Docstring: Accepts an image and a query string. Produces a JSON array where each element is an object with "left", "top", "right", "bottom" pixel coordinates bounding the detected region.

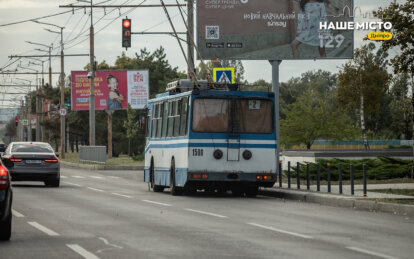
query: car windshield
[
  {"left": 11, "top": 143, "right": 54, "bottom": 153},
  {"left": 192, "top": 98, "right": 273, "bottom": 133}
]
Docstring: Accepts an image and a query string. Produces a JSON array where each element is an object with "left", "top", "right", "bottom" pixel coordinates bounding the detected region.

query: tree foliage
[
  {"left": 373, "top": 1, "right": 414, "bottom": 75},
  {"left": 281, "top": 87, "right": 358, "bottom": 149}
]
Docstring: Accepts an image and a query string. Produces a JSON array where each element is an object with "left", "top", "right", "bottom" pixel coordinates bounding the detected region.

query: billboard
[
  {"left": 197, "top": 0, "right": 353, "bottom": 60},
  {"left": 71, "top": 70, "right": 149, "bottom": 111}
]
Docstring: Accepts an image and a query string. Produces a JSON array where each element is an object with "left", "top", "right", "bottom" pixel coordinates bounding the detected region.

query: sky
[{"left": 0, "top": 0, "right": 404, "bottom": 111}]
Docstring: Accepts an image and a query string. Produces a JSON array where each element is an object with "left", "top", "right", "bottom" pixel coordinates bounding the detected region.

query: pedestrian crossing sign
[
  {"left": 213, "top": 67, "right": 235, "bottom": 84},
  {"left": 22, "top": 119, "right": 29, "bottom": 126}
]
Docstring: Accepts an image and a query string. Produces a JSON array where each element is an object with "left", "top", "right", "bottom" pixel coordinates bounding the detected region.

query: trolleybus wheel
[
  {"left": 170, "top": 159, "right": 181, "bottom": 196},
  {"left": 151, "top": 160, "right": 164, "bottom": 192}
]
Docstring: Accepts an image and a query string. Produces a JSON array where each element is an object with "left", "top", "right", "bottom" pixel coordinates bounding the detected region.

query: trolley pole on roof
[{"left": 270, "top": 60, "right": 282, "bottom": 178}]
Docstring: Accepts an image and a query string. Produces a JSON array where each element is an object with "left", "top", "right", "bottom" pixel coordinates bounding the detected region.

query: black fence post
[
  {"left": 338, "top": 163, "right": 343, "bottom": 194},
  {"left": 316, "top": 163, "right": 320, "bottom": 192},
  {"left": 279, "top": 161, "right": 282, "bottom": 187},
  {"left": 306, "top": 163, "right": 310, "bottom": 190},
  {"left": 297, "top": 162, "right": 300, "bottom": 189},
  {"left": 288, "top": 161, "right": 291, "bottom": 189},
  {"left": 327, "top": 162, "right": 331, "bottom": 193},
  {"left": 350, "top": 164, "right": 354, "bottom": 195},
  {"left": 363, "top": 164, "right": 367, "bottom": 197}
]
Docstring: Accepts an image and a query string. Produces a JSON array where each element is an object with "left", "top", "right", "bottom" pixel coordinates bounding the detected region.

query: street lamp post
[
  {"left": 28, "top": 59, "right": 45, "bottom": 142},
  {"left": 27, "top": 41, "right": 52, "bottom": 88},
  {"left": 32, "top": 20, "right": 66, "bottom": 157}
]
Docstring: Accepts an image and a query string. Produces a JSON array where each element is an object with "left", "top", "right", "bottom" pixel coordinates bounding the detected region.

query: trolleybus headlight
[
  {"left": 213, "top": 149, "right": 223, "bottom": 159},
  {"left": 242, "top": 150, "right": 252, "bottom": 160}
]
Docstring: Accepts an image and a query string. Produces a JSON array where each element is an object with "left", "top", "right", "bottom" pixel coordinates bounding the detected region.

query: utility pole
[
  {"left": 187, "top": 0, "right": 195, "bottom": 80},
  {"left": 89, "top": 0, "right": 96, "bottom": 146},
  {"left": 60, "top": 27, "right": 66, "bottom": 158}
]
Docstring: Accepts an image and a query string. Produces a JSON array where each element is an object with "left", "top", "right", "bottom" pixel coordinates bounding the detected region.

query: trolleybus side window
[
  {"left": 173, "top": 100, "right": 181, "bottom": 137},
  {"left": 167, "top": 102, "right": 174, "bottom": 137},
  {"left": 157, "top": 103, "right": 164, "bottom": 138},
  {"left": 180, "top": 97, "right": 188, "bottom": 136},
  {"left": 162, "top": 101, "right": 169, "bottom": 138},
  {"left": 151, "top": 104, "right": 158, "bottom": 138}
]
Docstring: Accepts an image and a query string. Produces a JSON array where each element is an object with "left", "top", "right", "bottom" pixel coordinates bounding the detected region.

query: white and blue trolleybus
[{"left": 144, "top": 80, "right": 277, "bottom": 196}]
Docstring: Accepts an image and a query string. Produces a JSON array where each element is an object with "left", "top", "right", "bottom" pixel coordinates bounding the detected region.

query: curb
[
  {"left": 60, "top": 160, "right": 144, "bottom": 170},
  {"left": 259, "top": 188, "right": 414, "bottom": 217}
]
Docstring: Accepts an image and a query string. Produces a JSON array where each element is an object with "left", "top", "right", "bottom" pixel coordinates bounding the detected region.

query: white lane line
[
  {"left": 108, "top": 176, "right": 120, "bottom": 179},
  {"left": 247, "top": 223, "right": 313, "bottom": 239},
  {"left": 185, "top": 208, "right": 228, "bottom": 218},
  {"left": 12, "top": 209, "right": 25, "bottom": 218},
  {"left": 62, "top": 181, "right": 83, "bottom": 187},
  {"left": 67, "top": 244, "right": 100, "bottom": 259},
  {"left": 142, "top": 200, "right": 172, "bottom": 207},
  {"left": 87, "top": 187, "right": 105, "bottom": 192},
  {"left": 90, "top": 176, "right": 104, "bottom": 179},
  {"left": 111, "top": 193, "right": 132, "bottom": 198},
  {"left": 60, "top": 176, "right": 68, "bottom": 179},
  {"left": 28, "top": 221, "right": 59, "bottom": 236},
  {"left": 72, "top": 176, "right": 86, "bottom": 179},
  {"left": 346, "top": 247, "right": 399, "bottom": 259}
]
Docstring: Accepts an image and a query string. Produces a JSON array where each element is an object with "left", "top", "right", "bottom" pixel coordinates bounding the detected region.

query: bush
[{"left": 289, "top": 157, "right": 412, "bottom": 180}]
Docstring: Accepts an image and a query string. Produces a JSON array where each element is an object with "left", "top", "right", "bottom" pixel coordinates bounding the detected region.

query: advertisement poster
[
  {"left": 197, "top": 0, "right": 353, "bottom": 60},
  {"left": 71, "top": 70, "right": 149, "bottom": 111}
]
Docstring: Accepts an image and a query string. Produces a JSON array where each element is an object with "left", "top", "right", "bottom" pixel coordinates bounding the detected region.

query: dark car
[
  {"left": 2, "top": 142, "right": 60, "bottom": 187},
  {"left": 0, "top": 156, "right": 12, "bottom": 241}
]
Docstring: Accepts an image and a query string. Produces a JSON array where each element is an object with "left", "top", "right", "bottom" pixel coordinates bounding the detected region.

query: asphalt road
[{"left": 1, "top": 167, "right": 413, "bottom": 259}]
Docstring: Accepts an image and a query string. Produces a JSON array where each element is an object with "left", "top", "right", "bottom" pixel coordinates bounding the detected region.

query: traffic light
[
  {"left": 15, "top": 117, "right": 18, "bottom": 127},
  {"left": 122, "top": 18, "right": 131, "bottom": 49}
]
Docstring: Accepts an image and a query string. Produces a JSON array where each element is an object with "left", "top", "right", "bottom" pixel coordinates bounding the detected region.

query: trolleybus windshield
[{"left": 192, "top": 98, "right": 273, "bottom": 134}]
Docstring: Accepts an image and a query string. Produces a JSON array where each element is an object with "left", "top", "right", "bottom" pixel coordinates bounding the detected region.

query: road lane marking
[
  {"left": 108, "top": 176, "right": 120, "bottom": 179},
  {"left": 67, "top": 244, "right": 100, "bottom": 259},
  {"left": 12, "top": 209, "right": 25, "bottom": 218},
  {"left": 185, "top": 208, "right": 228, "bottom": 218},
  {"left": 61, "top": 176, "right": 68, "bottom": 179},
  {"left": 111, "top": 193, "right": 132, "bottom": 198},
  {"left": 63, "top": 181, "right": 83, "bottom": 187},
  {"left": 142, "top": 200, "right": 172, "bottom": 207},
  {"left": 28, "top": 221, "right": 59, "bottom": 236},
  {"left": 90, "top": 176, "right": 104, "bottom": 179},
  {"left": 247, "top": 223, "right": 313, "bottom": 239},
  {"left": 88, "top": 187, "right": 105, "bottom": 192},
  {"left": 346, "top": 247, "right": 399, "bottom": 259},
  {"left": 73, "top": 176, "right": 86, "bottom": 179}
]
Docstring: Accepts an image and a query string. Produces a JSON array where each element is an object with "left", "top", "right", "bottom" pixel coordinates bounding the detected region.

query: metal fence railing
[{"left": 79, "top": 146, "right": 107, "bottom": 164}]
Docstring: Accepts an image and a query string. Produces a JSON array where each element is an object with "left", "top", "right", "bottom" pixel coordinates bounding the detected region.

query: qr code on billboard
[{"left": 206, "top": 26, "right": 219, "bottom": 39}]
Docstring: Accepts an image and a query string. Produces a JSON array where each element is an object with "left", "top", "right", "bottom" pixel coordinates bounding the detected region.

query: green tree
[
  {"left": 373, "top": 0, "right": 414, "bottom": 176},
  {"left": 390, "top": 74, "right": 413, "bottom": 139},
  {"left": 123, "top": 104, "right": 139, "bottom": 156},
  {"left": 197, "top": 60, "right": 245, "bottom": 83},
  {"left": 337, "top": 43, "right": 390, "bottom": 149},
  {"left": 281, "top": 88, "right": 358, "bottom": 149}
]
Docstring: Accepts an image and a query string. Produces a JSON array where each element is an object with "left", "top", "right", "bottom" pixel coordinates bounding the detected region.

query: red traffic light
[
  {"left": 123, "top": 19, "right": 131, "bottom": 28},
  {"left": 15, "top": 117, "right": 18, "bottom": 123}
]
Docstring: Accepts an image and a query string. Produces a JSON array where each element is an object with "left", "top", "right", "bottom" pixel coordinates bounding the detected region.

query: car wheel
[
  {"left": 45, "top": 179, "right": 60, "bottom": 187},
  {"left": 0, "top": 211, "right": 12, "bottom": 241},
  {"left": 245, "top": 186, "right": 259, "bottom": 198},
  {"left": 231, "top": 188, "right": 245, "bottom": 197}
]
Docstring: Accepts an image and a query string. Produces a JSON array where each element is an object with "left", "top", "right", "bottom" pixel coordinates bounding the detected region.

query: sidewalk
[{"left": 261, "top": 183, "right": 414, "bottom": 217}]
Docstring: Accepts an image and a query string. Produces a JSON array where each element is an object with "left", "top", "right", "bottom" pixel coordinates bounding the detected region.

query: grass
[{"left": 61, "top": 152, "right": 144, "bottom": 166}]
